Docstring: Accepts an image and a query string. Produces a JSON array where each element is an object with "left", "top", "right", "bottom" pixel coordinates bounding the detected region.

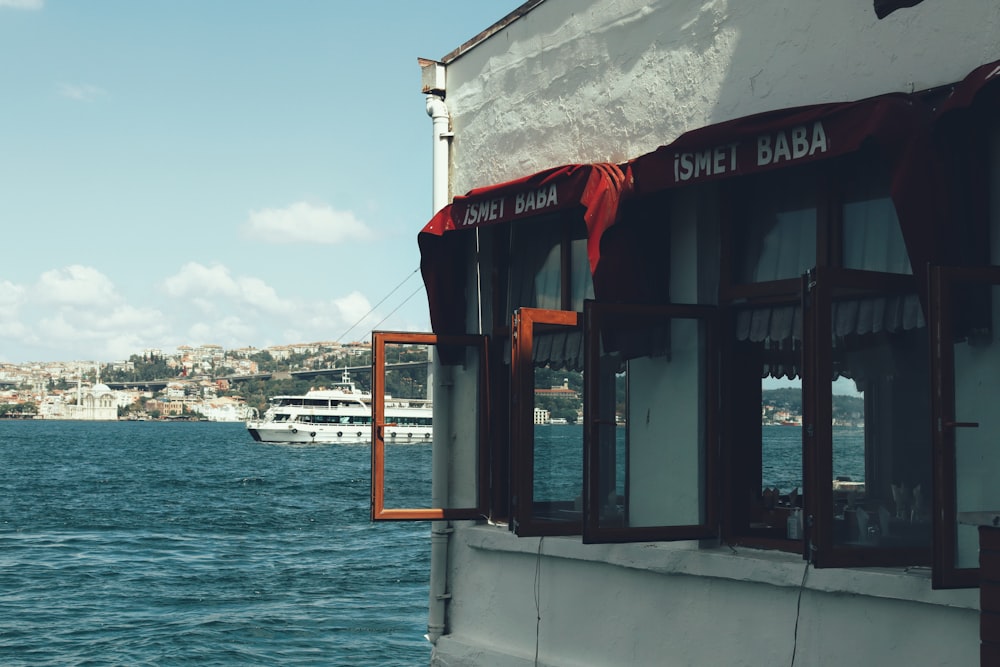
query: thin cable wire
[
  {"left": 789, "top": 560, "right": 810, "bottom": 667},
  {"left": 335, "top": 268, "right": 420, "bottom": 343},
  {"left": 534, "top": 537, "right": 543, "bottom": 666},
  {"left": 367, "top": 284, "right": 425, "bottom": 333}
]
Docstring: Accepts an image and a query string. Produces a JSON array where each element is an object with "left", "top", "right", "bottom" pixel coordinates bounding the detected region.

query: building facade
[{"left": 371, "top": 1, "right": 1000, "bottom": 664}]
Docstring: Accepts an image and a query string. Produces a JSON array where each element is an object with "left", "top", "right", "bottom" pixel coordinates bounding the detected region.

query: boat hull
[{"left": 245, "top": 420, "right": 432, "bottom": 444}]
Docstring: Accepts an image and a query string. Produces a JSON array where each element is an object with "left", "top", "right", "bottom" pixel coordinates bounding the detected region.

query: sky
[{"left": 0, "top": 0, "right": 526, "bottom": 364}]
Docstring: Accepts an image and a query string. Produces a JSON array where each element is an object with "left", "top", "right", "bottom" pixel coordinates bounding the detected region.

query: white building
[{"left": 370, "top": 1, "right": 1000, "bottom": 665}]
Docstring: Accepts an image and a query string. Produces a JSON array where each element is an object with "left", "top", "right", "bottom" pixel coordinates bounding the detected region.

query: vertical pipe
[{"left": 425, "top": 93, "right": 452, "bottom": 646}]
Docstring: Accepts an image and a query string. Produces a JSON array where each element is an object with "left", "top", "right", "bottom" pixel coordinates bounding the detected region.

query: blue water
[{"left": 0, "top": 420, "right": 430, "bottom": 666}]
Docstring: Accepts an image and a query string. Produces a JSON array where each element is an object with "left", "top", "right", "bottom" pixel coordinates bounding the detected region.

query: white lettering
[
  {"left": 678, "top": 153, "right": 693, "bottom": 181},
  {"left": 810, "top": 121, "right": 828, "bottom": 156},
  {"left": 515, "top": 185, "right": 558, "bottom": 215},
  {"left": 757, "top": 136, "right": 773, "bottom": 166},
  {"left": 675, "top": 143, "right": 739, "bottom": 182},
  {"left": 757, "top": 122, "right": 828, "bottom": 166},
  {"left": 694, "top": 150, "right": 712, "bottom": 178},
  {"left": 462, "top": 197, "right": 506, "bottom": 226},
  {"left": 791, "top": 125, "right": 809, "bottom": 159},
  {"left": 773, "top": 132, "right": 791, "bottom": 163}
]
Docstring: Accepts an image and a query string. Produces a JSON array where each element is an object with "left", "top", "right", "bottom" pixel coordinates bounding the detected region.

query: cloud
[
  {"left": 34, "top": 303, "right": 168, "bottom": 361},
  {"left": 333, "top": 291, "right": 373, "bottom": 328},
  {"left": 0, "top": 280, "right": 26, "bottom": 316},
  {"left": 162, "top": 262, "right": 292, "bottom": 315},
  {"left": 33, "top": 265, "right": 122, "bottom": 307},
  {"left": 0, "top": 0, "right": 43, "bottom": 9},
  {"left": 243, "top": 201, "right": 375, "bottom": 244},
  {"left": 57, "top": 82, "right": 105, "bottom": 102}
]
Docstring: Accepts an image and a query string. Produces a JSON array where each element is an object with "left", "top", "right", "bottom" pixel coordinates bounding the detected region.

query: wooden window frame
[
  {"left": 804, "top": 266, "right": 931, "bottom": 569},
  {"left": 370, "top": 331, "right": 490, "bottom": 521},
  {"left": 929, "top": 265, "right": 1000, "bottom": 588},
  {"left": 510, "top": 307, "right": 583, "bottom": 537},
  {"left": 582, "top": 301, "right": 719, "bottom": 543}
]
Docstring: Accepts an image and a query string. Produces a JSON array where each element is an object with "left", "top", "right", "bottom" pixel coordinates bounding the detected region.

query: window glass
[
  {"left": 529, "top": 327, "right": 585, "bottom": 523},
  {"left": 511, "top": 309, "right": 583, "bottom": 536},
  {"left": 585, "top": 303, "right": 716, "bottom": 542},
  {"left": 729, "top": 314, "right": 804, "bottom": 544},
  {"left": 371, "top": 333, "right": 488, "bottom": 521},
  {"left": 950, "top": 283, "right": 1000, "bottom": 568},
  {"left": 842, "top": 160, "right": 911, "bottom": 274},
  {"left": 509, "top": 217, "right": 593, "bottom": 313},
  {"left": 733, "top": 170, "right": 817, "bottom": 283},
  {"left": 827, "top": 292, "right": 931, "bottom": 552}
]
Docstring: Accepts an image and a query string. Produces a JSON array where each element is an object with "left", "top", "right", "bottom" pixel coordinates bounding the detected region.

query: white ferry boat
[{"left": 245, "top": 371, "right": 432, "bottom": 444}]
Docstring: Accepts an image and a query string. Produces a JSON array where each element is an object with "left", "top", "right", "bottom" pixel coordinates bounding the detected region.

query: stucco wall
[
  {"left": 426, "top": 2, "right": 998, "bottom": 664},
  {"left": 433, "top": 526, "right": 979, "bottom": 667},
  {"left": 440, "top": 0, "right": 1000, "bottom": 195}
]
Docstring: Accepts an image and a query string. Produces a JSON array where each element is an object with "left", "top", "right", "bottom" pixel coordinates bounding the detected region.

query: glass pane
[
  {"left": 508, "top": 218, "right": 593, "bottom": 313},
  {"left": 622, "top": 318, "right": 707, "bottom": 528},
  {"left": 588, "top": 306, "right": 713, "bottom": 539},
  {"left": 761, "top": 380, "right": 803, "bottom": 539},
  {"left": 829, "top": 294, "right": 931, "bottom": 550},
  {"left": 842, "top": 160, "right": 911, "bottom": 274},
  {"left": 735, "top": 303, "right": 803, "bottom": 542},
  {"left": 509, "top": 219, "right": 562, "bottom": 312},
  {"left": 381, "top": 342, "right": 434, "bottom": 510},
  {"left": 569, "top": 235, "right": 596, "bottom": 311},
  {"left": 379, "top": 341, "right": 483, "bottom": 513},
  {"left": 952, "top": 283, "right": 1000, "bottom": 568},
  {"left": 532, "top": 357, "right": 583, "bottom": 522},
  {"left": 733, "top": 170, "right": 817, "bottom": 283}
]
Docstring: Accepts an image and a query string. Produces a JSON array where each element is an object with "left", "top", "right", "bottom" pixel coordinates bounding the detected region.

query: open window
[
  {"left": 930, "top": 266, "right": 1000, "bottom": 588},
  {"left": 510, "top": 308, "right": 584, "bottom": 536},
  {"left": 583, "top": 302, "right": 718, "bottom": 543},
  {"left": 805, "top": 267, "right": 931, "bottom": 568},
  {"left": 371, "top": 332, "right": 489, "bottom": 521}
]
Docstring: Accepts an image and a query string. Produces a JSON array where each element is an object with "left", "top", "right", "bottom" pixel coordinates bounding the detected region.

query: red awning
[
  {"left": 419, "top": 163, "right": 625, "bottom": 334},
  {"left": 628, "top": 93, "right": 928, "bottom": 194},
  {"left": 934, "top": 58, "right": 1000, "bottom": 121},
  {"left": 627, "top": 93, "right": 940, "bottom": 303}
]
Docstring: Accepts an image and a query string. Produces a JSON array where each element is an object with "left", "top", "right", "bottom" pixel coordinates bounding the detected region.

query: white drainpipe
[{"left": 425, "top": 92, "right": 452, "bottom": 646}]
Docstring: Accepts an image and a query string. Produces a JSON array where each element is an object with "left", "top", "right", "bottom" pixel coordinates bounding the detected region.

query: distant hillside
[{"left": 763, "top": 388, "right": 864, "bottom": 423}]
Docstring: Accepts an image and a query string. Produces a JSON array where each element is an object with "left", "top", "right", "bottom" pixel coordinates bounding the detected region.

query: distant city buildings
[{"left": 0, "top": 341, "right": 370, "bottom": 422}]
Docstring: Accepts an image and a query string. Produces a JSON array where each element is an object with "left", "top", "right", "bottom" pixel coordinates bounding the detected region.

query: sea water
[
  {"left": 0, "top": 420, "right": 430, "bottom": 666},
  {"left": 0, "top": 421, "right": 863, "bottom": 665}
]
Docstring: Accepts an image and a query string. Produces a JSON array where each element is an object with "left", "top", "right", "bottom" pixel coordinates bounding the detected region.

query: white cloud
[
  {"left": 0, "top": 280, "right": 26, "bottom": 315},
  {"left": 162, "top": 262, "right": 293, "bottom": 315},
  {"left": 188, "top": 316, "right": 255, "bottom": 347},
  {"left": 34, "top": 265, "right": 122, "bottom": 307},
  {"left": 0, "top": 0, "right": 43, "bottom": 9},
  {"left": 333, "top": 291, "right": 373, "bottom": 327},
  {"left": 57, "top": 82, "right": 105, "bottom": 102},
  {"left": 243, "top": 201, "right": 375, "bottom": 244}
]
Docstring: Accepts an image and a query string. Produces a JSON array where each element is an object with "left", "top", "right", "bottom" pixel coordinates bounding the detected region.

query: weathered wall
[
  {"left": 427, "top": 1, "right": 997, "bottom": 664},
  {"left": 441, "top": 0, "right": 1000, "bottom": 195},
  {"left": 434, "top": 527, "right": 979, "bottom": 666}
]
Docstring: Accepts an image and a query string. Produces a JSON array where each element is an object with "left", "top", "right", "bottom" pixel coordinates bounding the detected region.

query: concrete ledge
[{"left": 459, "top": 523, "right": 979, "bottom": 611}]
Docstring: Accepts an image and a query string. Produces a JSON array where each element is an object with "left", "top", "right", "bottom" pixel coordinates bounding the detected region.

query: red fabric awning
[
  {"left": 628, "top": 93, "right": 928, "bottom": 194},
  {"left": 934, "top": 58, "right": 1000, "bottom": 121},
  {"left": 419, "top": 163, "right": 625, "bottom": 334}
]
